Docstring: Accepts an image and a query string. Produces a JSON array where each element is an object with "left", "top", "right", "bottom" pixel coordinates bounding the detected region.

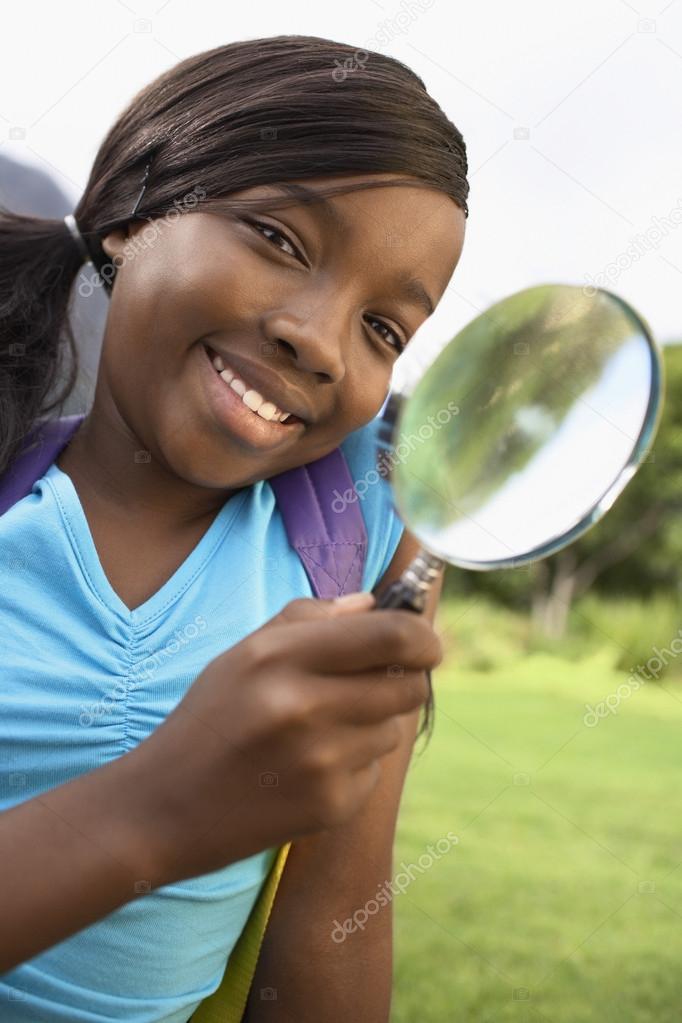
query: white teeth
[
  {"left": 209, "top": 348, "right": 294, "bottom": 422},
  {"left": 242, "top": 388, "right": 264, "bottom": 412},
  {"left": 256, "top": 401, "right": 278, "bottom": 422}
]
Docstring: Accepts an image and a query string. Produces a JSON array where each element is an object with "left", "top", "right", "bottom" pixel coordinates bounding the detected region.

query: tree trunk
[
  {"left": 531, "top": 560, "right": 550, "bottom": 632},
  {"left": 529, "top": 504, "right": 666, "bottom": 640},
  {"left": 538, "top": 550, "right": 578, "bottom": 639},
  {"left": 571, "top": 503, "right": 665, "bottom": 596}
]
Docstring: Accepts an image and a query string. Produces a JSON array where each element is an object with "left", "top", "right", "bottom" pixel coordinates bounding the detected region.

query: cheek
[
  {"left": 337, "top": 371, "right": 391, "bottom": 437},
  {"left": 355, "top": 362, "right": 392, "bottom": 413},
  {"left": 114, "top": 230, "right": 256, "bottom": 351},
  {"left": 163, "top": 252, "right": 267, "bottom": 345}
]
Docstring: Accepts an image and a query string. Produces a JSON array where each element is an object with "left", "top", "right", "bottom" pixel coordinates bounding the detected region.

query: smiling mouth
[{"left": 202, "top": 344, "right": 304, "bottom": 427}]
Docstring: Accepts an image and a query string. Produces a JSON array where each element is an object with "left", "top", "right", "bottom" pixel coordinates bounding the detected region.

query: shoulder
[{"left": 337, "top": 415, "right": 405, "bottom": 593}]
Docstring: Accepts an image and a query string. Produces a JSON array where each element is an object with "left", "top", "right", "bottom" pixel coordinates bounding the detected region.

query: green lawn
[{"left": 392, "top": 600, "right": 682, "bottom": 1022}]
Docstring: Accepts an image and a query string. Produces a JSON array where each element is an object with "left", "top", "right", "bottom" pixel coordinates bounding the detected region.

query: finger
[
  {"left": 269, "top": 609, "right": 442, "bottom": 675},
  {"left": 347, "top": 759, "right": 382, "bottom": 805},
  {"left": 313, "top": 669, "right": 429, "bottom": 726},
  {"left": 340, "top": 718, "right": 405, "bottom": 770}
]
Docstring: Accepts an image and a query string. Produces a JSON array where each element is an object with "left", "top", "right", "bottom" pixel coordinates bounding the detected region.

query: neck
[{"left": 56, "top": 401, "right": 241, "bottom": 535}]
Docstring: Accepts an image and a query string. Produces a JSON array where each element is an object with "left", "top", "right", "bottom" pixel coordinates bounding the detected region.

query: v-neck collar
[{"left": 43, "top": 462, "right": 252, "bottom": 625}]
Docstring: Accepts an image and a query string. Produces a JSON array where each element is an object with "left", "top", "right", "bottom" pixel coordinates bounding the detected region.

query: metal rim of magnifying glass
[{"left": 387, "top": 284, "right": 665, "bottom": 573}]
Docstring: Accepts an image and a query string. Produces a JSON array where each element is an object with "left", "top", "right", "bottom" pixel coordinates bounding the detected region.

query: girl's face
[{"left": 99, "top": 171, "right": 465, "bottom": 494}]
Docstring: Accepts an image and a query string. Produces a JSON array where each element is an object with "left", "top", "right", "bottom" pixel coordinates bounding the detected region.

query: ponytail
[{"left": 0, "top": 207, "right": 85, "bottom": 475}]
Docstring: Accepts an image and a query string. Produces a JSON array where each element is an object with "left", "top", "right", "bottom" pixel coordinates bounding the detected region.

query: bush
[
  {"left": 436, "top": 593, "right": 682, "bottom": 681},
  {"left": 569, "top": 594, "right": 682, "bottom": 679}
]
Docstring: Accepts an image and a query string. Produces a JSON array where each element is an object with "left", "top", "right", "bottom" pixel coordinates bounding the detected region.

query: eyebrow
[
  {"left": 277, "top": 182, "right": 348, "bottom": 233},
  {"left": 274, "top": 183, "right": 436, "bottom": 319},
  {"left": 391, "top": 274, "right": 435, "bottom": 318}
]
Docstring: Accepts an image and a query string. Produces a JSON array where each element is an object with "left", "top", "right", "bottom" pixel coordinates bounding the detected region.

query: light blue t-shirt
[{"left": 0, "top": 417, "right": 405, "bottom": 1022}]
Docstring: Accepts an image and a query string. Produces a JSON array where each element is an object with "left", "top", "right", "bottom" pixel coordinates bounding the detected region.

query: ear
[
  {"left": 101, "top": 221, "right": 147, "bottom": 260},
  {"left": 101, "top": 227, "right": 128, "bottom": 261}
]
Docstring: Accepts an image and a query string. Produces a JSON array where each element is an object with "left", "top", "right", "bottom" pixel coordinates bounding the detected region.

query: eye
[
  {"left": 365, "top": 316, "right": 407, "bottom": 354},
  {"left": 244, "top": 218, "right": 306, "bottom": 264},
  {"left": 244, "top": 217, "right": 406, "bottom": 354}
]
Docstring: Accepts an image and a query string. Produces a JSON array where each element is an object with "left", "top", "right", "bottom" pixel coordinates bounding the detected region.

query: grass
[{"left": 391, "top": 598, "right": 682, "bottom": 1022}]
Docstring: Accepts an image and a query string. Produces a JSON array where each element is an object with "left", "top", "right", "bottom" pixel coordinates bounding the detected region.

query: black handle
[{"left": 372, "top": 576, "right": 425, "bottom": 613}]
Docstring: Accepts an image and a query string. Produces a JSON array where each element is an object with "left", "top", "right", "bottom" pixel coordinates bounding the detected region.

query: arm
[
  {"left": 0, "top": 741, "right": 171, "bottom": 972},
  {"left": 244, "top": 528, "right": 445, "bottom": 1023}
]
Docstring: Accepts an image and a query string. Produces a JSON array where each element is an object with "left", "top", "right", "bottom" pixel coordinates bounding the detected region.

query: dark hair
[{"left": 0, "top": 34, "right": 469, "bottom": 745}]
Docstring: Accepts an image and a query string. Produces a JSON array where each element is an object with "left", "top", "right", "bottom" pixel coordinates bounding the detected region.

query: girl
[{"left": 0, "top": 34, "right": 468, "bottom": 1022}]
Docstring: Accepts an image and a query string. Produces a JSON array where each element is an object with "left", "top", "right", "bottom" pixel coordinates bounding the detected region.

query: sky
[{"left": 1, "top": 0, "right": 680, "bottom": 396}]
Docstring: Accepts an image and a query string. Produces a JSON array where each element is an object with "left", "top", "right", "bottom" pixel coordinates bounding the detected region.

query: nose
[{"left": 262, "top": 292, "right": 349, "bottom": 383}]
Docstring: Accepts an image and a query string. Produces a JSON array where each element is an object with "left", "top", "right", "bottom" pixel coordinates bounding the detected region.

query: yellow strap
[{"left": 191, "top": 842, "right": 292, "bottom": 1023}]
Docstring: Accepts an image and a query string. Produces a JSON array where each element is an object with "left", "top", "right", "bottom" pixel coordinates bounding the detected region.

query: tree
[{"left": 444, "top": 342, "right": 682, "bottom": 637}]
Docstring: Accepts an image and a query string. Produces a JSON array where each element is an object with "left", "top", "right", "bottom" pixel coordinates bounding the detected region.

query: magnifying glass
[{"left": 372, "top": 283, "right": 664, "bottom": 612}]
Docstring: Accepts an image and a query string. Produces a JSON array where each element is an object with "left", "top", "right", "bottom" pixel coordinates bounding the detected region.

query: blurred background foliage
[
  {"left": 440, "top": 342, "right": 682, "bottom": 676},
  {"left": 393, "top": 345, "right": 682, "bottom": 1023}
]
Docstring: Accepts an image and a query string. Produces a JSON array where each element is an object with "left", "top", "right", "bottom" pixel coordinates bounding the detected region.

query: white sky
[{"left": 1, "top": 0, "right": 680, "bottom": 394}]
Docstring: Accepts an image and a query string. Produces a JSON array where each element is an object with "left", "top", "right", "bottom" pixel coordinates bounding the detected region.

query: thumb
[
  {"left": 329, "top": 590, "right": 376, "bottom": 614},
  {"left": 270, "top": 590, "right": 376, "bottom": 629}
]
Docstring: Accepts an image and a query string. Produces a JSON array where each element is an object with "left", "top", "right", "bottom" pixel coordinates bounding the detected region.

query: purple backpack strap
[
  {"left": 0, "top": 413, "right": 86, "bottom": 517},
  {"left": 0, "top": 415, "right": 367, "bottom": 599},
  {"left": 269, "top": 455, "right": 368, "bottom": 599}
]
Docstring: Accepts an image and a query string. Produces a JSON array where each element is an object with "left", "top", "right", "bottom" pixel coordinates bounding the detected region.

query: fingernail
[{"left": 333, "top": 591, "right": 375, "bottom": 608}]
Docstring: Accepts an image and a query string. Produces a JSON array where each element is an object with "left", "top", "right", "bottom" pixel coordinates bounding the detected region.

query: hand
[{"left": 134, "top": 592, "right": 442, "bottom": 885}]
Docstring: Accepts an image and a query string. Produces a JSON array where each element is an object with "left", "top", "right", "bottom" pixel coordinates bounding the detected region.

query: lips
[
  {"left": 198, "top": 342, "right": 306, "bottom": 449},
  {"left": 202, "top": 343, "right": 314, "bottom": 425}
]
